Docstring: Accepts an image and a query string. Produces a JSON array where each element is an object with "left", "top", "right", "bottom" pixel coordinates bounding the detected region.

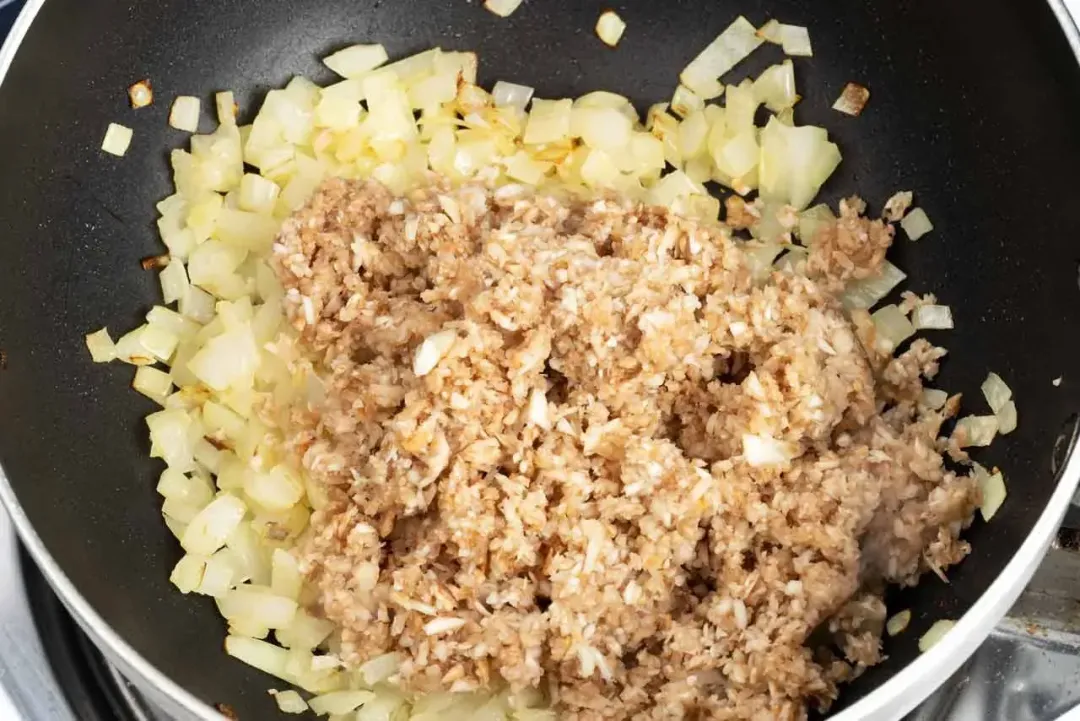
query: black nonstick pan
[{"left": 2, "top": 0, "right": 1080, "bottom": 719}]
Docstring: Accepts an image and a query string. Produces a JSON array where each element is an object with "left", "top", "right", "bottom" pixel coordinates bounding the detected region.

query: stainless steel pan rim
[{"left": 1, "top": 1, "right": 1079, "bottom": 719}]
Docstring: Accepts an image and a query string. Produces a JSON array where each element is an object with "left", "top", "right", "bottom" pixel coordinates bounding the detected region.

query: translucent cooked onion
[
  {"left": 309, "top": 690, "right": 376, "bottom": 715},
  {"left": 918, "top": 620, "right": 955, "bottom": 652},
  {"left": 101, "top": 123, "right": 133, "bottom": 157},
  {"left": 911, "top": 304, "right": 953, "bottom": 330},
  {"left": 978, "top": 466, "right": 1008, "bottom": 521},
  {"left": 920, "top": 388, "right": 949, "bottom": 411},
  {"left": 322, "top": 44, "right": 389, "bottom": 79},
  {"left": 169, "top": 96, "right": 201, "bottom": 133},
  {"left": 271, "top": 690, "right": 309, "bottom": 714},
  {"left": 841, "top": 261, "right": 906, "bottom": 310},
  {"left": 484, "top": 0, "right": 523, "bottom": 18},
  {"left": 981, "top": 372, "right": 1012, "bottom": 413},
  {"left": 85, "top": 328, "right": 117, "bottom": 363},
  {"left": 780, "top": 24, "right": 813, "bottom": 57},
  {"left": 953, "top": 415, "right": 999, "bottom": 448},
  {"left": 680, "top": 16, "right": 764, "bottom": 99},
  {"left": 491, "top": 80, "right": 534, "bottom": 111},
  {"left": 886, "top": 609, "right": 911, "bottom": 636},
  {"left": 832, "top": 82, "right": 870, "bottom": 117},
  {"left": 901, "top": 207, "right": 934, "bottom": 240},
  {"left": 870, "top": 304, "right": 915, "bottom": 353},
  {"left": 595, "top": 10, "right": 627, "bottom": 47}
]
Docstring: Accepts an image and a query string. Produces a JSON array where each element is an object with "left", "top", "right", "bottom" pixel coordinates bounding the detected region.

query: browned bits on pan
[
  {"left": 128, "top": 79, "right": 153, "bottom": 109},
  {"left": 0, "top": 349, "right": 7, "bottom": 370},
  {"left": 833, "top": 82, "right": 870, "bottom": 116},
  {"left": 141, "top": 253, "right": 171, "bottom": 271},
  {"left": 214, "top": 702, "right": 239, "bottom": 719}
]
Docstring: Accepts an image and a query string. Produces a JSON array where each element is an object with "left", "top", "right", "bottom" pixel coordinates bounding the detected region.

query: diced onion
[
  {"left": 918, "top": 620, "right": 955, "bottom": 652},
  {"left": 322, "top": 44, "right": 389, "bottom": 79},
  {"left": 886, "top": 609, "right": 911, "bottom": 636},
  {"left": 901, "top": 207, "right": 934, "bottom": 240},
  {"left": 996, "top": 400, "right": 1017, "bottom": 435},
  {"left": 952, "top": 415, "right": 999, "bottom": 448},
  {"left": 841, "top": 261, "right": 906, "bottom": 311},
  {"left": 832, "top": 82, "right": 870, "bottom": 117},
  {"left": 670, "top": 85, "right": 704, "bottom": 118},
  {"left": 911, "top": 304, "right": 953, "bottom": 330},
  {"left": 129, "top": 80, "right": 153, "bottom": 109},
  {"left": 753, "top": 61, "right": 797, "bottom": 113},
  {"left": 595, "top": 10, "right": 626, "bottom": 47},
  {"left": 102, "top": 123, "right": 133, "bottom": 157},
  {"left": 225, "top": 636, "right": 291, "bottom": 682},
  {"left": 271, "top": 690, "right": 309, "bottom": 714},
  {"left": 491, "top": 81, "right": 535, "bottom": 111},
  {"left": 797, "top": 204, "right": 835, "bottom": 244},
  {"left": 780, "top": 24, "right": 813, "bottom": 57},
  {"left": 170, "top": 96, "right": 202, "bottom": 133},
  {"left": 756, "top": 19, "right": 783, "bottom": 44},
  {"left": 197, "top": 549, "right": 239, "bottom": 597},
  {"left": 309, "top": 690, "right": 376, "bottom": 716},
  {"left": 758, "top": 117, "right": 842, "bottom": 210},
  {"left": 742, "top": 433, "right": 794, "bottom": 466},
  {"left": 216, "top": 91, "right": 237, "bottom": 126},
  {"left": 360, "top": 653, "right": 403, "bottom": 686},
  {"left": 85, "top": 328, "right": 117, "bottom": 363},
  {"left": 181, "top": 494, "right": 247, "bottom": 555},
  {"left": 979, "top": 467, "right": 1007, "bottom": 521},
  {"left": 524, "top": 98, "right": 572, "bottom": 145},
  {"left": 159, "top": 260, "right": 190, "bottom": 305},
  {"left": 484, "top": 0, "right": 524, "bottom": 18},
  {"left": 169, "top": 553, "right": 206, "bottom": 594},
  {"left": 920, "top": 388, "right": 949, "bottom": 411},
  {"left": 980, "top": 372, "right": 1012, "bottom": 413},
  {"left": 870, "top": 304, "right": 915, "bottom": 353},
  {"left": 133, "top": 366, "right": 173, "bottom": 405},
  {"left": 680, "top": 16, "right": 764, "bottom": 98}
]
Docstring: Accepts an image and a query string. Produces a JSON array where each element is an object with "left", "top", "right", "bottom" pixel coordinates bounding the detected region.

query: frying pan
[{"left": 1, "top": 0, "right": 1080, "bottom": 719}]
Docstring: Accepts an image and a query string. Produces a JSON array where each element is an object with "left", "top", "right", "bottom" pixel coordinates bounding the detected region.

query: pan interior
[{"left": 1, "top": 0, "right": 1080, "bottom": 717}]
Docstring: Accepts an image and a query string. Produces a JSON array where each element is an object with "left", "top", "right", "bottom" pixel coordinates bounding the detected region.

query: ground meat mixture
[{"left": 271, "top": 177, "right": 979, "bottom": 721}]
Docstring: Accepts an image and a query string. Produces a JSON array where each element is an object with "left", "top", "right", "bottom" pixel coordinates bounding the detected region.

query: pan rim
[{"left": 1, "top": 1, "right": 1079, "bottom": 719}]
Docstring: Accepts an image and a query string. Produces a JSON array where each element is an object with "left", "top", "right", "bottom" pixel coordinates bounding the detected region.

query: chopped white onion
[
  {"left": 133, "top": 366, "right": 173, "bottom": 405},
  {"left": 85, "top": 327, "right": 117, "bottom": 363},
  {"left": 271, "top": 690, "right": 309, "bottom": 714},
  {"left": 216, "top": 91, "right": 237, "bottom": 126},
  {"left": 159, "top": 260, "right": 190, "bottom": 305},
  {"left": 524, "top": 98, "right": 572, "bottom": 145},
  {"left": 920, "top": 388, "right": 949, "bottom": 411},
  {"left": 169, "top": 553, "right": 206, "bottom": 594},
  {"left": 309, "top": 690, "right": 376, "bottom": 716},
  {"left": 181, "top": 493, "right": 247, "bottom": 555},
  {"left": 758, "top": 117, "right": 842, "bottom": 210},
  {"left": 841, "top": 261, "right": 906, "bottom": 311},
  {"left": 980, "top": 372, "right": 1012, "bottom": 413},
  {"left": 225, "top": 636, "right": 291, "bottom": 682},
  {"left": 832, "top": 82, "right": 870, "bottom": 117},
  {"left": 996, "top": 400, "right": 1018, "bottom": 435},
  {"left": 886, "top": 609, "right": 911, "bottom": 636},
  {"left": 491, "top": 81, "right": 535, "bottom": 111},
  {"left": 911, "top": 304, "right": 953, "bottom": 330},
  {"left": 753, "top": 61, "right": 797, "bottom": 113},
  {"left": 901, "top": 207, "right": 934, "bottom": 240},
  {"left": 680, "top": 16, "right": 764, "bottom": 99},
  {"left": 870, "top": 304, "right": 915, "bottom": 354},
  {"left": 484, "top": 0, "right": 524, "bottom": 17},
  {"left": 953, "top": 415, "right": 999, "bottom": 448},
  {"left": 978, "top": 466, "right": 1008, "bottom": 521},
  {"left": 919, "top": 620, "right": 955, "bottom": 652},
  {"left": 779, "top": 24, "right": 813, "bottom": 57},
  {"left": 756, "top": 19, "right": 783, "bottom": 44},
  {"left": 670, "top": 84, "right": 705, "bottom": 118},
  {"left": 101, "top": 123, "right": 133, "bottom": 157},
  {"left": 169, "top": 96, "right": 202, "bottom": 133},
  {"left": 595, "top": 10, "right": 626, "bottom": 47},
  {"left": 797, "top": 204, "right": 835, "bottom": 244},
  {"left": 129, "top": 80, "right": 153, "bottom": 109},
  {"left": 322, "top": 44, "right": 389, "bottom": 79}
]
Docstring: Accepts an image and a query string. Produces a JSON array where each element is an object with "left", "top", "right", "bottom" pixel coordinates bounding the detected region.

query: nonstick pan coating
[{"left": 2, "top": 0, "right": 1080, "bottom": 718}]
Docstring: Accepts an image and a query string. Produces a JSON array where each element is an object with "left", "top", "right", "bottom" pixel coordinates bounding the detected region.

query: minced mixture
[{"left": 271, "top": 177, "right": 978, "bottom": 721}]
